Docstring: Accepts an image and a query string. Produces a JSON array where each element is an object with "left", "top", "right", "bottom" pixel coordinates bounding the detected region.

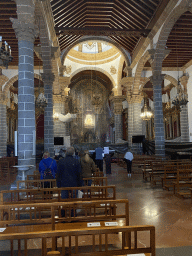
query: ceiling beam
[{"left": 55, "top": 26, "right": 150, "bottom": 37}]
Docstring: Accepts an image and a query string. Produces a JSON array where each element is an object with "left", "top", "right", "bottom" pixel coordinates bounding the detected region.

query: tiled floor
[{"left": 105, "top": 162, "right": 192, "bottom": 255}]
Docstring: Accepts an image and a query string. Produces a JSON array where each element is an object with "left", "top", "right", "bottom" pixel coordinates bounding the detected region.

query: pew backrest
[
  {"left": 0, "top": 185, "right": 116, "bottom": 205},
  {"left": 0, "top": 199, "right": 128, "bottom": 228}
]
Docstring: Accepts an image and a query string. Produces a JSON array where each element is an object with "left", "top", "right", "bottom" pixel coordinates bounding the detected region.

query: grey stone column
[
  {"left": 42, "top": 73, "right": 55, "bottom": 157},
  {"left": 180, "top": 105, "right": 189, "bottom": 142},
  {"left": 151, "top": 75, "right": 165, "bottom": 156},
  {"left": 112, "top": 96, "right": 125, "bottom": 143},
  {"left": 11, "top": 8, "right": 37, "bottom": 169},
  {"left": 128, "top": 95, "right": 143, "bottom": 154},
  {"left": 0, "top": 98, "right": 7, "bottom": 157}
]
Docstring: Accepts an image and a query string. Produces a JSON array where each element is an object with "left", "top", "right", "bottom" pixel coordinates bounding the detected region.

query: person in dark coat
[
  {"left": 56, "top": 146, "right": 83, "bottom": 199},
  {"left": 95, "top": 146, "right": 103, "bottom": 172},
  {"left": 80, "top": 150, "right": 97, "bottom": 186}
]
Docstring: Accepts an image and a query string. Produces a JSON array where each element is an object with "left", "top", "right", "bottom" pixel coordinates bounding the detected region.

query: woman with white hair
[{"left": 38, "top": 151, "right": 57, "bottom": 185}]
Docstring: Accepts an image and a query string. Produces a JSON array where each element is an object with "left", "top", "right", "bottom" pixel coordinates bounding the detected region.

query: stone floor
[
  {"left": 1, "top": 161, "right": 192, "bottom": 255},
  {"left": 105, "top": 162, "right": 192, "bottom": 255}
]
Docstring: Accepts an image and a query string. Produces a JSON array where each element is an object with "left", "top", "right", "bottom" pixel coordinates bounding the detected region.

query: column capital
[
  {"left": 111, "top": 95, "right": 125, "bottom": 115},
  {"left": 127, "top": 94, "right": 142, "bottom": 104},
  {"left": 10, "top": 18, "right": 38, "bottom": 43}
]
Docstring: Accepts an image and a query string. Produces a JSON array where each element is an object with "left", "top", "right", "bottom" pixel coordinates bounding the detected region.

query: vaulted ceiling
[{"left": 1, "top": 0, "right": 192, "bottom": 68}]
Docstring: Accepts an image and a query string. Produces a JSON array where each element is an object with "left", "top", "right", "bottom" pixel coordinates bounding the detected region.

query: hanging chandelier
[
  {"left": 140, "top": 97, "right": 153, "bottom": 121},
  {"left": 0, "top": 37, "right": 13, "bottom": 68},
  {"left": 172, "top": 23, "right": 188, "bottom": 108},
  {"left": 172, "top": 82, "right": 188, "bottom": 107}
]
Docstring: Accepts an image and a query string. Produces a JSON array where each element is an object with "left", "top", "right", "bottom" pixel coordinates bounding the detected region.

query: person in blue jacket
[{"left": 39, "top": 151, "right": 57, "bottom": 180}]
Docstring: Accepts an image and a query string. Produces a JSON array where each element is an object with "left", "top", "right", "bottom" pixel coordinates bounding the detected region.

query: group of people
[
  {"left": 38, "top": 147, "right": 97, "bottom": 199},
  {"left": 39, "top": 147, "right": 134, "bottom": 201}
]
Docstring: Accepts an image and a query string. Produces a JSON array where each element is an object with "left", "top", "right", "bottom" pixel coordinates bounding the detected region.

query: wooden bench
[
  {"left": 161, "top": 164, "right": 177, "bottom": 190},
  {"left": 0, "top": 199, "right": 128, "bottom": 227},
  {"left": 0, "top": 157, "right": 17, "bottom": 184},
  {"left": 0, "top": 224, "right": 155, "bottom": 256},
  {"left": 173, "top": 169, "right": 192, "bottom": 198},
  {"left": 17, "top": 179, "right": 57, "bottom": 189},
  {"left": 83, "top": 177, "right": 108, "bottom": 186},
  {"left": 0, "top": 185, "right": 116, "bottom": 205},
  {"left": 27, "top": 170, "right": 40, "bottom": 180}
]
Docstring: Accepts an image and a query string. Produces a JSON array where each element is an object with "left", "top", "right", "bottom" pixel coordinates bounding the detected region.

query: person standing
[
  {"left": 56, "top": 147, "right": 83, "bottom": 199},
  {"left": 38, "top": 151, "right": 57, "bottom": 188},
  {"left": 95, "top": 146, "right": 103, "bottom": 172},
  {"left": 124, "top": 150, "right": 134, "bottom": 178},
  {"left": 80, "top": 150, "right": 97, "bottom": 186},
  {"left": 39, "top": 151, "right": 57, "bottom": 179}
]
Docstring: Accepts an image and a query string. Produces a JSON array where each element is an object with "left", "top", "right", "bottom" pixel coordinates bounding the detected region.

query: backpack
[{"left": 43, "top": 161, "right": 54, "bottom": 188}]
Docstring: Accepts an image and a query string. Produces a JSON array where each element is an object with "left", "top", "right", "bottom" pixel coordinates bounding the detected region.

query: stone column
[
  {"left": 180, "top": 105, "right": 189, "bottom": 142},
  {"left": 151, "top": 74, "right": 165, "bottom": 156},
  {"left": 112, "top": 96, "right": 125, "bottom": 143},
  {"left": 180, "top": 75, "right": 189, "bottom": 142},
  {"left": 42, "top": 72, "right": 55, "bottom": 157},
  {"left": 127, "top": 94, "right": 143, "bottom": 154},
  {"left": 11, "top": 0, "right": 37, "bottom": 168},
  {"left": 0, "top": 92, "right": 8, "bottom": 157}
]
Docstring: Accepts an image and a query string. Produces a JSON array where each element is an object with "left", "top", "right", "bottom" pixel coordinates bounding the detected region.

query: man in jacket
[{"left": 56, "top": 146, "right": 83, "bottom": 199}]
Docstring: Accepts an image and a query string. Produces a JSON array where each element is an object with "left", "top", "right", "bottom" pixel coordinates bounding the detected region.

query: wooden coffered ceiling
[{"left": 1, "top": 0, "right": 192, "bottom": 69}]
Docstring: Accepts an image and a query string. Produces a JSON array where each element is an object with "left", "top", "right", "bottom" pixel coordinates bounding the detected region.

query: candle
[{"left": 9, "top": 46, "right": 11, "bottom": 55}]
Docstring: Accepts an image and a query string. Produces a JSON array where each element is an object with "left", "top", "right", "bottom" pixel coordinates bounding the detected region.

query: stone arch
[
  {"left": 35, "top": 3, "right": 52, "bottom": 73},
  {"left": 117, "top": 55, "right": 127, "bottom": 88},
  {"left": 3, "top": 73, "right": 43, "bottom": 97},
  {"left": 140, "top": 74, "right": 178, "bottom": 91},
  {"left": 61, "top": 36, "right": 131, "bottom": 67},
  {"left": 153, "top": 0, "right": 192, "bottom": 75},
  {"left": 70, "top": 67, "right": 116, "bottom": 89},
  {"left": 132, "top": 50, "right": 151, "bottom": 95}
]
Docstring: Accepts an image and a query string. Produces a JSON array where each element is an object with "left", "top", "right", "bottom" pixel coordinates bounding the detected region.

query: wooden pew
[
  {"left": 83, "top": 177, "right": 108, "bottom": 186},
  {"left": 27, "top": 170, "right": 40, "bottom": 180},
  {"left": 0, "top": 224, "right": 155, "bottom": 256},
  {"left": 17, "top": 179, "right": 57, "bottom": 189},
  {"left": 0, "top": 185, "right": 116, "bottom": 205},
  {"left": 162, "top": 164, "right": 177, "bottom": 190},
  {"left": 0, "top": 199, "right": 128, "bottom": 227},
  {"left": 24, "top": 177, "right": 108, "bottom": 188},
  {"left": 173, "top": 168, "right": 192, "bottom": 197}
]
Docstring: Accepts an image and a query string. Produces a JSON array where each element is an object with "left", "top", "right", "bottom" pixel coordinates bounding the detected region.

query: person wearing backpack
[{"left": 39, "top": 151, "right": 57, "bottom": 187}]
